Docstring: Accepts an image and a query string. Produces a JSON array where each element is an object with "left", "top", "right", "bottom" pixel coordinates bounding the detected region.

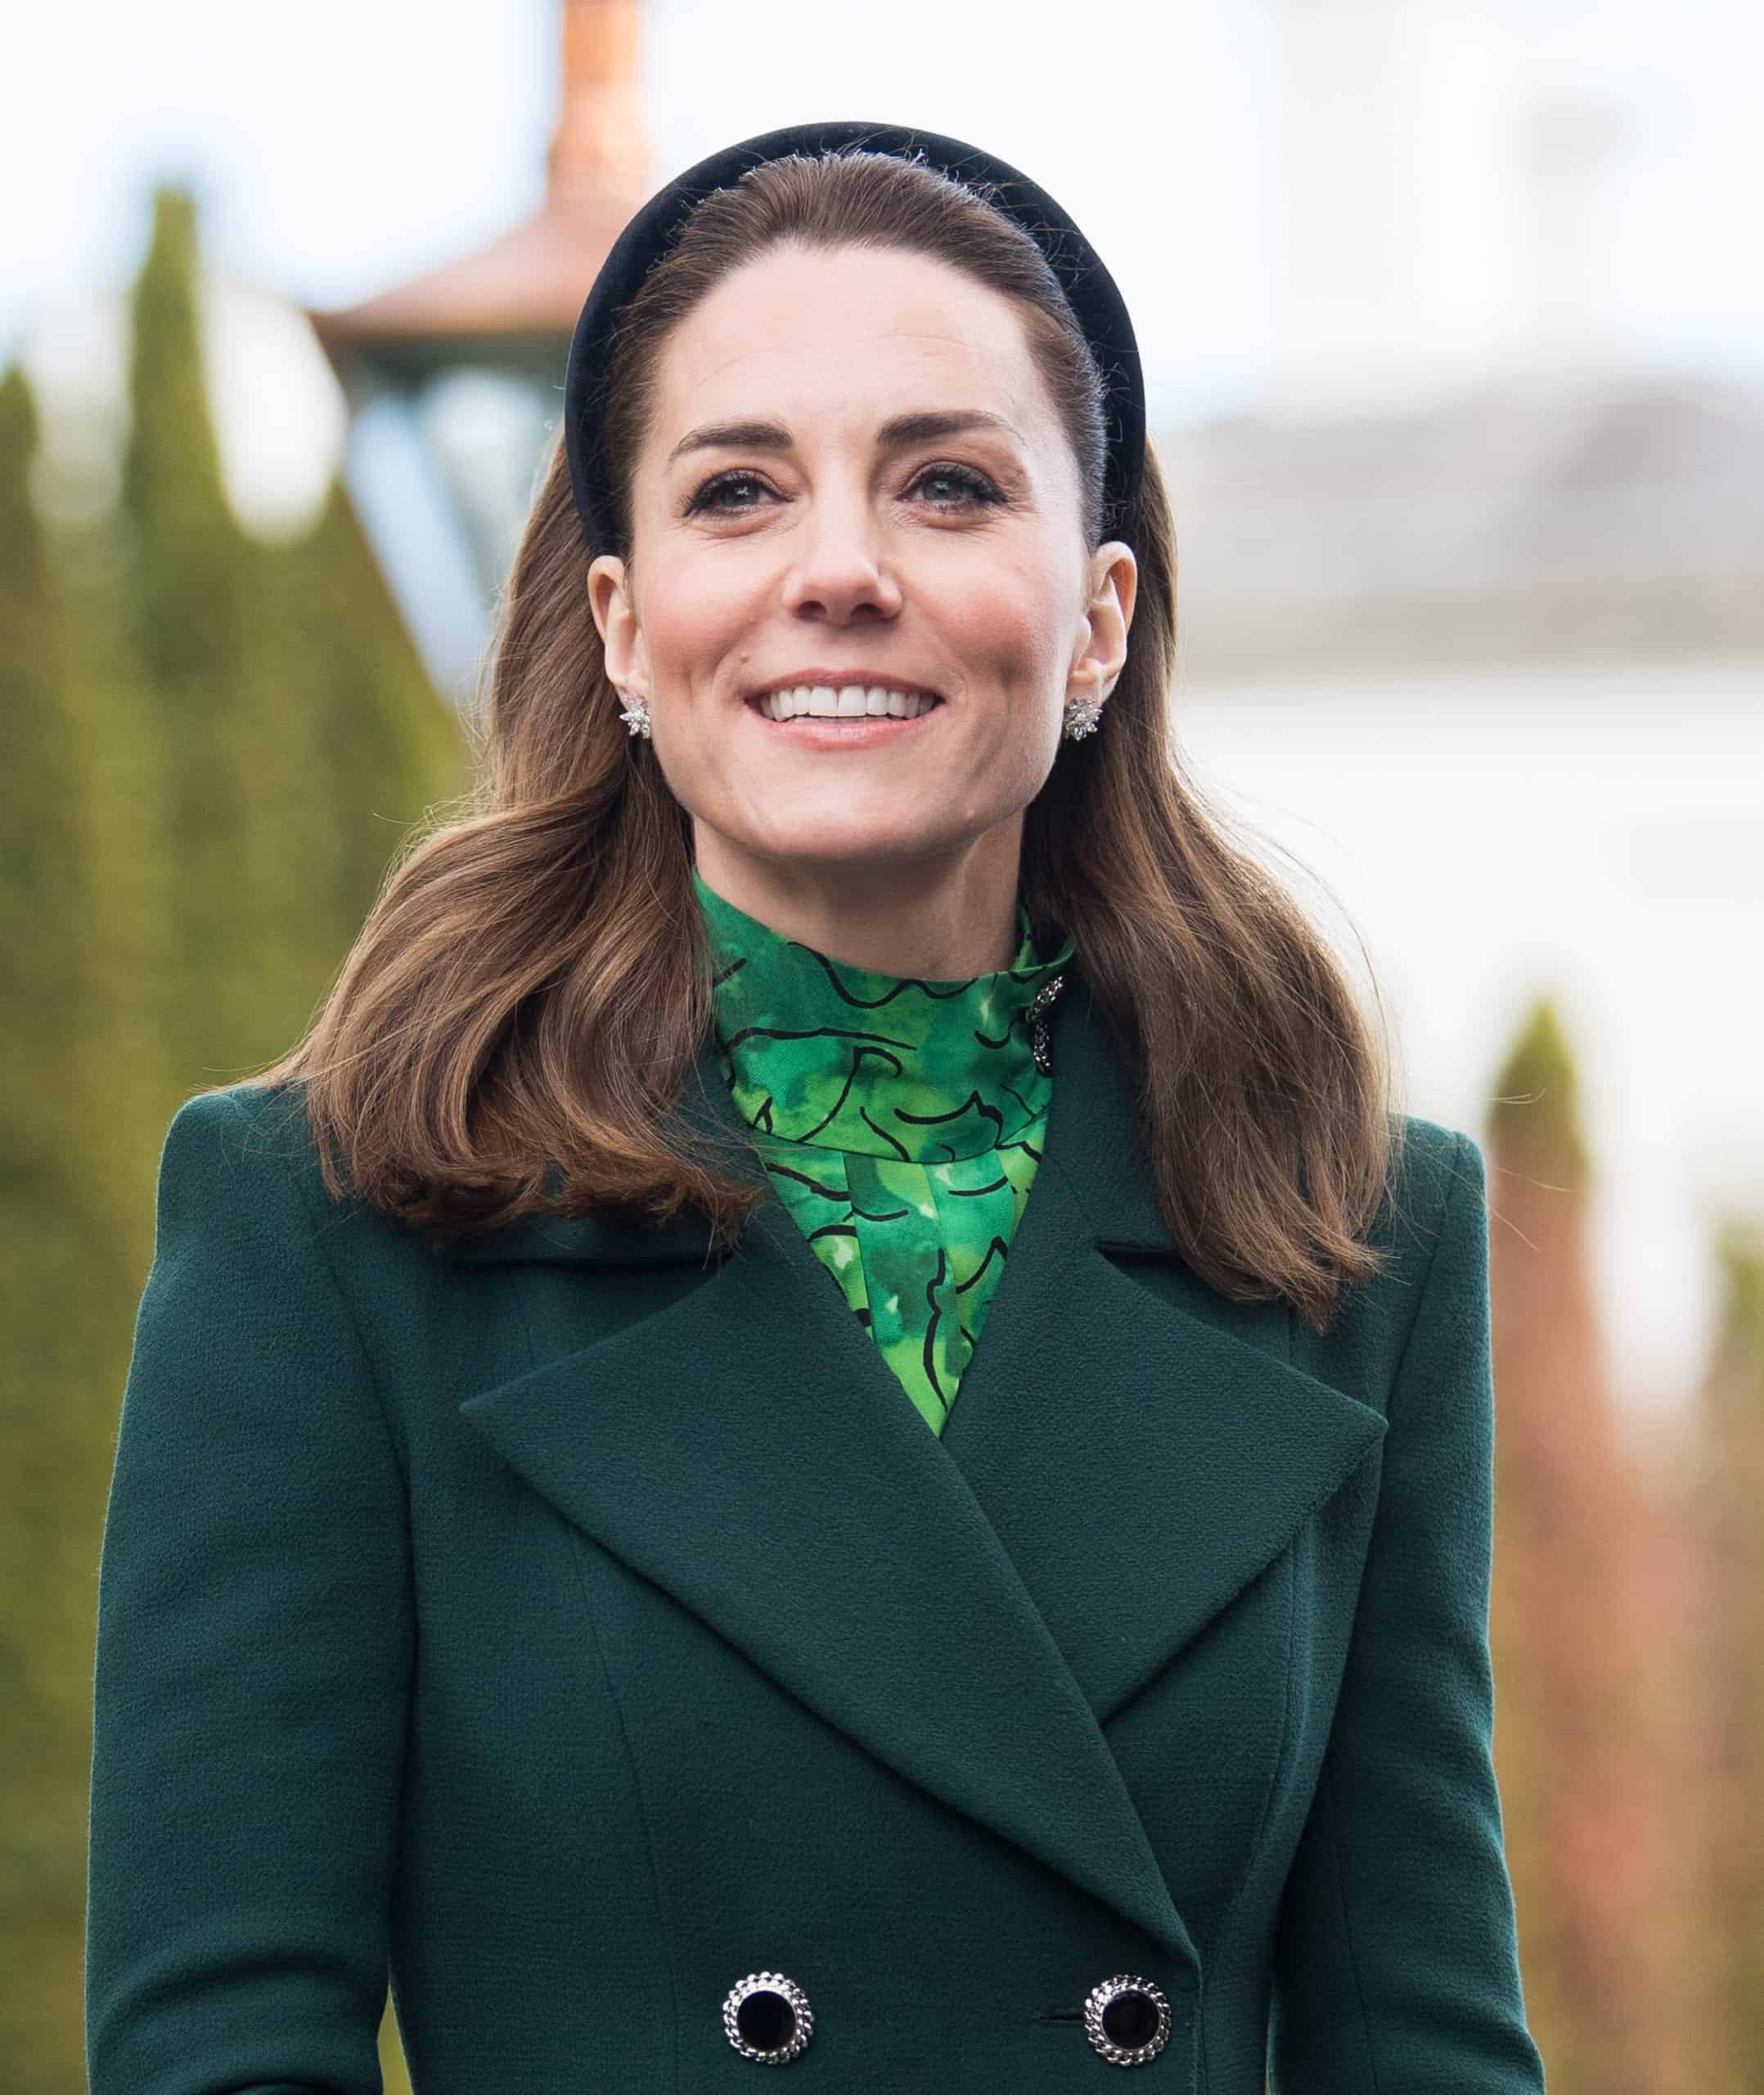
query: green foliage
[
  {"left": 1699, "top": 1228, "right": 1764, "bottom": 2084},
  {"left": 0, "top": 349, "right": 139, "bottom": 2095},
  {"left": 119, "top": 188, "right": 264, "bottom": 1085},
  {"left": 254, "top": 471, "right": 473, "bottom": 1029},
  {"left": 0, "top": 178, "right": 464, "bottom": 2092},
  {"left": 0, "top": 363, "right": 88, "bottom": 1183},
  {"left": 1488, "top": 995, "right": 1591, "bottom": 1181},
  {"left": 1711, "top": 1224, "right": 1764, "bottom": 1381}
]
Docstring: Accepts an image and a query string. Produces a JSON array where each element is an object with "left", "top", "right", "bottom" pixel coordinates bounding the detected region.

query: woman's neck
[{"left": 690, "top": 831, "right": 1024, "bottom": 980}]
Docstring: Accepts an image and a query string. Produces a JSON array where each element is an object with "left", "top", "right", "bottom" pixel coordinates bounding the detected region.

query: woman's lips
[{"left": 747, "top": 695, "right": 943, "bottom": 746}]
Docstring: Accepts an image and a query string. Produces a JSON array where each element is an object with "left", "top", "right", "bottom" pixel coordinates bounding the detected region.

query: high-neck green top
[{"left": 693, "top": 866, "right": 1075, "bottom": 1438}]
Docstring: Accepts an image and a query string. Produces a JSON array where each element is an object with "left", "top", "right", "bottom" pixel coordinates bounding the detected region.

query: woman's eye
[
  {"left": 911, "top": 463, "right": 1003, "bottom": 508},
  {"left": 683, "top": 470, "right": 773, "bottom": 516}
]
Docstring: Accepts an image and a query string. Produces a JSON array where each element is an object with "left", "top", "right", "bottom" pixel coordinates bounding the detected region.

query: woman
[{"left": 85, "top": 122, "right": 1548, "bottom": 2092}]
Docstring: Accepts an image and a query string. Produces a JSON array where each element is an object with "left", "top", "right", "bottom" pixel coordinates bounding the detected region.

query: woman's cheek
[{"left": 645, "top": 569, "right": 751, "bottom": 669}]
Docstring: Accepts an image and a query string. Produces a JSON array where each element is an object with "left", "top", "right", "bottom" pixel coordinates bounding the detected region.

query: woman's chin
[{"left": 730, "top": 819, "right": 956, "bottom": 872}]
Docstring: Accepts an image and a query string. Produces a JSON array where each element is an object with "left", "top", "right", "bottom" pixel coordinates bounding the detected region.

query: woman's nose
[{"left": 779, "top": 493, "right": 902, "bottom": 622}]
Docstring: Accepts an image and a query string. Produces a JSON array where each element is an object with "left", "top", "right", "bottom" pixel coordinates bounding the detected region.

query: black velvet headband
[{"left": 563, "top": 119, "right": 1145, "bottom": 560}]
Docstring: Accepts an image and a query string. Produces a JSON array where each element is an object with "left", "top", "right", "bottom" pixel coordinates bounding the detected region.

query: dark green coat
[{"left": 86, "top": 971, "right": 1547, "bottom": 2093}]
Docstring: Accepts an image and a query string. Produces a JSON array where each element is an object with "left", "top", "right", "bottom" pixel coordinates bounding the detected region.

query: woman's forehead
[{"left": 650, "top": 245, "right": 1049, "bottom": 444}]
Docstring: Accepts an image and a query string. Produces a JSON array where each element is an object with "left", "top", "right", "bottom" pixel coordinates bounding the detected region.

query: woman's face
[{"left": 587, "top": 241, "right": 1136, "bottom": 891}]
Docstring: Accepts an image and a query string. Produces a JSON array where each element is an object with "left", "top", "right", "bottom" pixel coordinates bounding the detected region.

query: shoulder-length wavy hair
[{"left": 250, "top": 146, "right": 1404, "bottom": 1334}]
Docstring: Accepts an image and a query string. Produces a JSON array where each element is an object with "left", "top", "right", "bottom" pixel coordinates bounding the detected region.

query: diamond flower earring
[
  {"left": 1062, "top": 691, "right": 1105, "bottom": 740},
  {"left": 615, "top": 687, "right": 652, "bottom": 739}
]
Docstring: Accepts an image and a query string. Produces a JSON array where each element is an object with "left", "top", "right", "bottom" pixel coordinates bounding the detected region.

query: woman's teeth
[{"left": 758, "top": 684, "right": 939, "bottom": 722}]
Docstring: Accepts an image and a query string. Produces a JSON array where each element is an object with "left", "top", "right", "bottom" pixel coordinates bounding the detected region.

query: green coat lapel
[{"left": 451, "top": 967, "right": 1387, "bottom": 1975}]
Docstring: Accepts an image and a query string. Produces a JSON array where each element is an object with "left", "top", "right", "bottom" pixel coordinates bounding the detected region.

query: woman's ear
[
  {"left": 1094, "top": 540, "right": 1137, "bottom": 648},
  {"left": 1068, "top": 540, "right": 1137, "bottom": 706},
  {"left": 587, "top": 553, "right": 648, "bottom": 696}
]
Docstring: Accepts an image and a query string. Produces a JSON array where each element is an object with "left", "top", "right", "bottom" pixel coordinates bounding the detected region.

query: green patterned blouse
[{"left": 693, "top": 866, "right": 1075, "bottom": 1437}]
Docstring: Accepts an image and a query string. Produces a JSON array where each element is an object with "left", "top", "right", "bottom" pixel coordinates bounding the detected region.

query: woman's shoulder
[
  {"left": 153, "top": 1075, "right": 424, "bottom": 1283},
  {"left": 1289, "top": 1111, "right": 1487, "bottom": 1394},
  {"left": 157, "top": 1076, "right": 334, "bottom": 1215},
  {"left": 1377, "top": 1112, "right": 1485, "bottom": 1258},
  {"left": 147, "top": 1077, "right": 461, "bottom": 1376}
]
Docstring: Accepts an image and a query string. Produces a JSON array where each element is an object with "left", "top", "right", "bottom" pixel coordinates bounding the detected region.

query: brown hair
[{"left": 250, "top": 146, "right": 1403, "bottom": 1334}]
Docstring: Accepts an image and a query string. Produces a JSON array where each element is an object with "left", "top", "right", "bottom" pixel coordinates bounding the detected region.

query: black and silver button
[
  {"left": 1083, "top": 1973, "right": 1172, "bottom": 2066},
  {"left": 722, "top": 1970, "right": 814, "bottom": 2065}
]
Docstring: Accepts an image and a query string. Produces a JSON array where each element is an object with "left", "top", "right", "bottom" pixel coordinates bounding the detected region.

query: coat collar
[{"left": 448, "top": 964, "right": 1387, "bottom": 1978}]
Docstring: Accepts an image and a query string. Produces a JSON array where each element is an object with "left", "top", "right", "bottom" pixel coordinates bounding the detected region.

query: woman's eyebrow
[{"left": 665, "top": 408, "right": 1024, "bottom": 467}]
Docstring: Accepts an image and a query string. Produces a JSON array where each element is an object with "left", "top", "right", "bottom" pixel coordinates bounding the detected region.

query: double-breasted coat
[{"left": 85, "top": 965, "right": 1548, "bottom": 2093}]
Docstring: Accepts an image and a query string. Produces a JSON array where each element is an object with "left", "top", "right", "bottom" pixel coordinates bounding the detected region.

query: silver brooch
[{"left": 1027, "top": 971, "right": 1066, "bottom": 1075}]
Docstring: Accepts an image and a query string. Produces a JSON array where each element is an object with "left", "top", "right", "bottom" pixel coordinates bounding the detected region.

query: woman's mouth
[{"left": 746, "top": 683, "right": 943, "bottom": 746}]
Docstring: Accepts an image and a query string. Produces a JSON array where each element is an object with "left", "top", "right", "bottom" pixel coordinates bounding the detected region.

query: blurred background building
[
  {"left": 3, "top": 2, "right": 1761, "bottom": 2090},
  {"left": 310, "top": 0, "right": 653, "bottom": 648}
]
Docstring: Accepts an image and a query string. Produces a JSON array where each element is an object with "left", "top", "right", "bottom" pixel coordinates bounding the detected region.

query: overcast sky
[{"left": 4, "top": 0, "right": 1760, "bottom": 426}]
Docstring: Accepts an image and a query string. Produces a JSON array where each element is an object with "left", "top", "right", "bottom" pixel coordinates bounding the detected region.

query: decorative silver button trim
[
  {"left": 722, "top": 1970, "right": 814, "bottom": 2065},
  {"left": 1028, "top": 970, "right": 1066, "bottom": 1075},
  {"left": 1083, "top": 1972, "right": 1172, "bottom": 2066}
]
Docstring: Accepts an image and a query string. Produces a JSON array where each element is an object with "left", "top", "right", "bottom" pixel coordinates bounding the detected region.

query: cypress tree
[
  {"left": 257, "top": 471, "right": 469, "bottom": 1038},
  {"left": 1690, "top": 1225, "right": 1764, "bottom": 2088},
  {"left": 20, "top": 178, "right": 459, "bottom": 2091},
  {"left": 116, "top": 180, "right": 466, "bottom": 1087},
  {"left": 0, "top": 363, "right": 90, "bottom": 1187},
  {"left": 117, "top": 183, "right": 268, "bottom": 1088},
  {"left": 1485, "top": 1002, "right": 1701, "bottom": 2093},
  {"left": 0, "top": 361, "right": 160, "bottom": 2088}
]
